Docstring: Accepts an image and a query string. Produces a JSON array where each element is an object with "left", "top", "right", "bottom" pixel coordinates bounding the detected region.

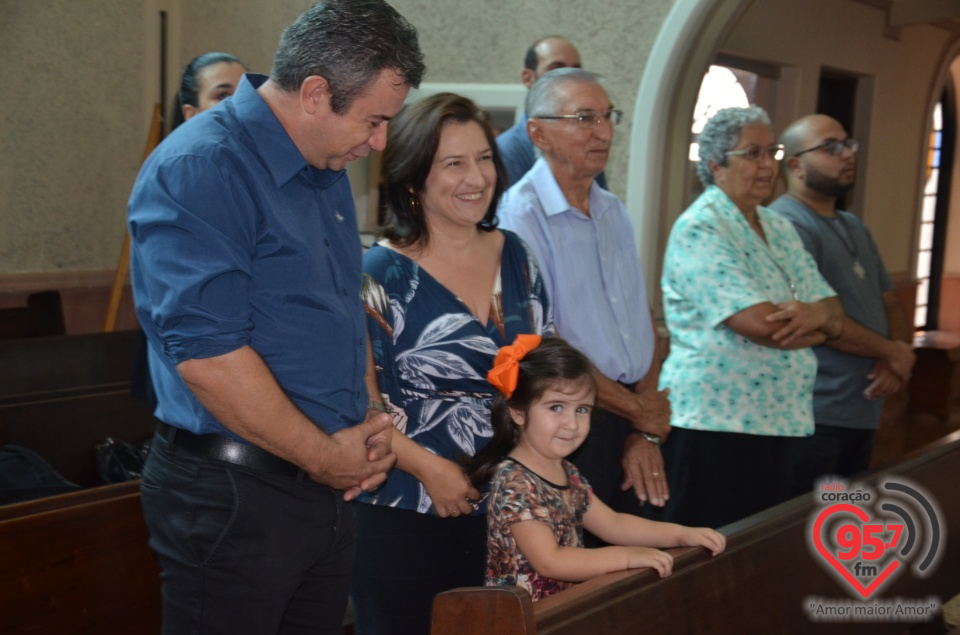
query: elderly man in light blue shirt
[{"left": 498, "top": 68, "right": 669, "bottom": 519}]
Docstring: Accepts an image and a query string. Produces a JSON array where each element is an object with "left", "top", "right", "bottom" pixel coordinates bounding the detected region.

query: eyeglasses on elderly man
[
  {"left": 793, "top": 137, "right": 859, "bottom": 158},
  {"left": 533, "top": 108, "right": 623, "bottom": 129}
]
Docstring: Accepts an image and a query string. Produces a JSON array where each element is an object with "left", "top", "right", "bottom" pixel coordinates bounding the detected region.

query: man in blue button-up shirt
[
  {"left": 127, "top": 2, "right": 424, "bottom": 632},
  {"left": 498, "top": 68, "right": 671, "bottom": 530}
]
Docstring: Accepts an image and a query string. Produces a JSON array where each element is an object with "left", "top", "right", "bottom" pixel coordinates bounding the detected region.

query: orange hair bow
[{"left": 487, "top": 334, "right": 542, "bottom": 399}]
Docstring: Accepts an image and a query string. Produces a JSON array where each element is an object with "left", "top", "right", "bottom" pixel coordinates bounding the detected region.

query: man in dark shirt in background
[{"left": 770, "top": 114, "right": 914, "bottom": 497}]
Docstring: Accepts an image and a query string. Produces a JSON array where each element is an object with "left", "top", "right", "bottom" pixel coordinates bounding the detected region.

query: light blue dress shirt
[{"left": 497, "top": 158, "right": 654, "bottom": 383}]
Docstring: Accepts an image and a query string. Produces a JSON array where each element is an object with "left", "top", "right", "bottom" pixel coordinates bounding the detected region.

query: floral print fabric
[
  {"left": 485, "top": 458, "right": 592, "bottom": 602},
  {"left": 660, "top": 185, "right": 836, "bottom": 436},
  {"left": 360, "top": 230, "right": 554, "bottom": 513}
]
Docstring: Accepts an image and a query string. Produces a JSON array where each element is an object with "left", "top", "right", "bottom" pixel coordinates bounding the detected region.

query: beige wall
[
  {"left": 0, "top": 0, "right": 146, "bottom": 278},
  {"left": 177, "top": 2, "right": 308, "bottom": 79},
  {"left": 945, "top": 57, "right": 960, "bottom": 277}
]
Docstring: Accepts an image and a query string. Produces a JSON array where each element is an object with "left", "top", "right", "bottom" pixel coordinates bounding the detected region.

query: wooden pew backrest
[
  {"left": 0, "top": 391, "right": 157, "bottom": 486},
  {"left": 0, "top": 330, "right": 141, "bottom": 404},
  {"left": 432, "top": 432, "right": 960, "bottom": 635},
  {"left": 0, "top": 481, "right": 161, "bottom": 634},
  {"left": 0, "top": 291, "right": 66, "bottom": 341}
]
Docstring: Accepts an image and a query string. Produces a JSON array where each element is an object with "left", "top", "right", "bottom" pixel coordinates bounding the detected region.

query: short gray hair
[
  {"left": 526, "top": 68, "right": 605, "bottom": 118},
  {"left": 696, "top": 106, "right": 771, "bottom": 186}
]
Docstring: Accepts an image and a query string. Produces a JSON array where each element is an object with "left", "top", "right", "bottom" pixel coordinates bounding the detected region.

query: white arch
[{"left": 625, "top": 0, "right": 751, "bottom": 296}]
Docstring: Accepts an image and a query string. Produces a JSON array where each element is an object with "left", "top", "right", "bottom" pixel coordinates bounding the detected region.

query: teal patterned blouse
[{"left": 660, "top": 186, "right": 836, "bottom": 437}]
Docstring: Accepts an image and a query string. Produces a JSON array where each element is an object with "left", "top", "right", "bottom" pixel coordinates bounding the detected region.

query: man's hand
[
  {"left": 885, "top": 340, "right": 915, "bottom": 382},
  {"left": 865, "top": 359, "right": 901, "bottom": 400},
  {"left": 621, "top": 433, "right": 668, "bottom": 507},
  {"left": 634, "top": 387, "right": 671, "bottom": 440},
  {"left": 312, "top": 413, "right": 397, "bottom": 501}
]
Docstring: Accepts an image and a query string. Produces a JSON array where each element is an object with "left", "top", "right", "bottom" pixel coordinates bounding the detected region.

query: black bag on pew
[
  {"left": 0, "top": 445, "right": 81, "bottom": 504},
  {"left": 96, "top": 437, "right": 150, "bottom": 484}
]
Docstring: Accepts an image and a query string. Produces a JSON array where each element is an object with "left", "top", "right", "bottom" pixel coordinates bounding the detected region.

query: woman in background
[
  {"left": 170, "top": 52, "right": 247, "bottom": 129},
  {"left": 352, "top": 93, "right": 554, "bottom": 635},
  {"left": 655, "top": 106, "right": 843, "bottom": 529}
]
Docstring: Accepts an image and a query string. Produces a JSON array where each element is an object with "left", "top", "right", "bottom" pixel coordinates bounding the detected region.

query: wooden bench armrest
[{"left": 432, "top": 586, "right": 536, "bottom": 635}]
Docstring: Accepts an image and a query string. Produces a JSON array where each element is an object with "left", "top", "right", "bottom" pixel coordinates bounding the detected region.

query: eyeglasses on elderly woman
[{"left": 724, "top": 144, "right": 785, "bottom": 162}]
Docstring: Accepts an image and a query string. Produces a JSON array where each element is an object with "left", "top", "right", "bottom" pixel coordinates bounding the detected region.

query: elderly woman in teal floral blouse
[
  {"left": 654, "top": 106, "right": 844, "bottom": 530},
  {"left": 350, "top": 93, "right": 554, "bottom": 635}
]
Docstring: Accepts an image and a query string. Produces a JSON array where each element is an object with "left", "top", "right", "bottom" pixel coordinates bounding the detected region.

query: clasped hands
[{"left": 314, "top": 409, "right": 397, "bottom": 501}]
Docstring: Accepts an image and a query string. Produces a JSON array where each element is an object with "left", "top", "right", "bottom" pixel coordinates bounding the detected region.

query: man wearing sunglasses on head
[
  {"left": 769, "top": 114, "right": 915, "bottom": 497},
  {"left": 498, "top": 69, "right": 671, "bottom": 542}
]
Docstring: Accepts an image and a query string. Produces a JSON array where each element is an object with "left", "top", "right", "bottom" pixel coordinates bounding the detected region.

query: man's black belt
[{"left": 156, "top": 422, "right": 302, "bottom": 477}]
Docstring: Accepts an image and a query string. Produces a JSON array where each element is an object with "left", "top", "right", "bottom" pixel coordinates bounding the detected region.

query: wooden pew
[
  {"left": 909, "top": 330, "right": 960, "bottom": 419},
  {"left": 0, "top": 330, "right": 141, "bottom": 405},
  {"left": 0, "top": 291, "right": 66, "bottom": 341},
  {"left": 0, "top": 481, "right": 161, "bottom": 635},
  {"left": 431, "top": 431, "right": 960, "bottom": 635},
  {"left": 0, "top": 329, "right": 162, "bottom": 633},
  {"left": 0, "top": 330, "right": 157, "bottom": 488},
  {"left": 0, "top": 390, "right": 157, "bottom": 488},
  {"left": 0, "top": 330, "right": 357, "bottom": 634}
]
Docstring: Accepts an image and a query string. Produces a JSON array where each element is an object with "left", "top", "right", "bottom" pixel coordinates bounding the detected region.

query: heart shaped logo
[{"left": 812, "top": 503, "right": 901, "bottom": 599}]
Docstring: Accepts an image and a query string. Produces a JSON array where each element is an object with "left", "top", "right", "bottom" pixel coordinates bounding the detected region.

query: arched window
[
  {"left": 687, "top": 59, "right": 779, "bottom": 205},
  {"left": 689, "top": 65, "right": 750, "bottom": 161},
  {"left": 915, "top": 93, "right": 954, "bottom": 330}
]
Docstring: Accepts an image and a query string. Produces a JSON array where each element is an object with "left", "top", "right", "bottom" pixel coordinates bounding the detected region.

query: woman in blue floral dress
[{"left": 350, "top": 93, "right": 554, "bottom": 635}]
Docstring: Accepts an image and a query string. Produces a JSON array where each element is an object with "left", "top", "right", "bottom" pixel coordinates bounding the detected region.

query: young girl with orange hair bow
[{"left": 467, "top": 335, "right": 726, "bottom": 601}]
